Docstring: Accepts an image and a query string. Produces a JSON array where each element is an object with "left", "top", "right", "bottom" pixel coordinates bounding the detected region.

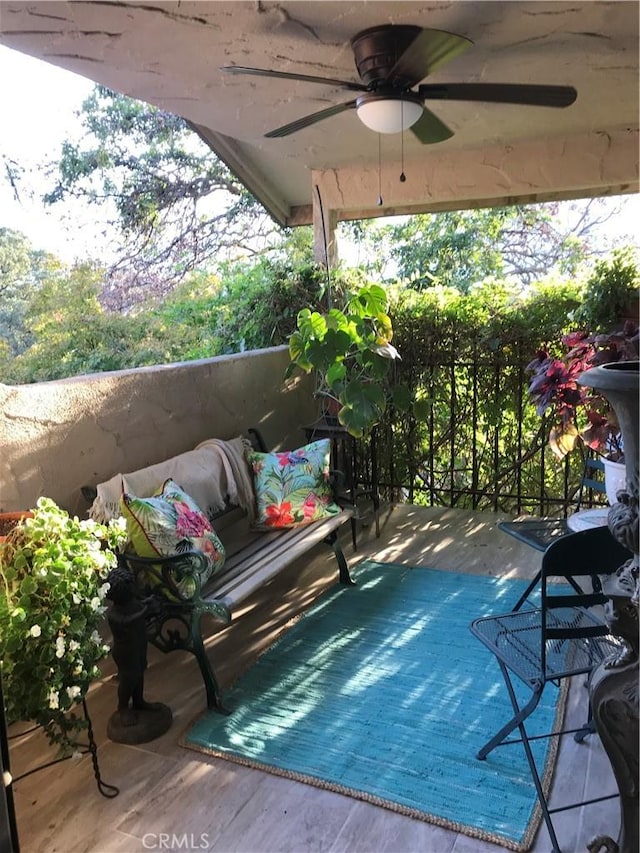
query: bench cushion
[
  {"left": 246, "top": 439, "right": 341, "bottom": 530},
  {"left": 122, "top": 480, "right": 226, "bottom": 597}
]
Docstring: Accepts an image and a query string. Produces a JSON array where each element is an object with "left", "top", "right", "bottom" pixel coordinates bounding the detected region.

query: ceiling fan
[{"left": 221, "top": 24, "right": 577, "bottom": 143}]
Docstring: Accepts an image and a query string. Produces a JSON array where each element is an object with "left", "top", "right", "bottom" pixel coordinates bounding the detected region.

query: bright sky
[
  {"left": 0, "top": 45, "right": 105, "bottom": 262},
  {"left": 0, "top": 44, "right": 639, "bottom": 266}
]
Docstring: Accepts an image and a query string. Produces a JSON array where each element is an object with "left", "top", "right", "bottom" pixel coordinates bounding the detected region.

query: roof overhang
[{"left": 0, "top": 1, "right": 638, "bottom": 225}]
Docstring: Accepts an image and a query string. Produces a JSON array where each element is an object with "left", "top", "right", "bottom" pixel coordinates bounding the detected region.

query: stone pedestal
[{"left": 107, "top": 703, "right": 173, "bottom": 744}]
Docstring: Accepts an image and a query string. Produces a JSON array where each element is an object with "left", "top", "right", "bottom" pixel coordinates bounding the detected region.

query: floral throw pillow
[
  {"left": 120, "top": 479, "right": 225, "bottom": 598},
  {"left": 246, "top": 439, "right": 341, "bottom": 529}
]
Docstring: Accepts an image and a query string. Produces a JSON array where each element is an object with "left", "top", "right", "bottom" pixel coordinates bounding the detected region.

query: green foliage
[
  {"left": 375, "top": 278, "right": 587, "bottom": 512},
  {"left": 0, "top": 228, "right": 59, "bottom": 358},
  {"left": 288, "top": 283, "right": 401, "bottom": 437},
  {"left": 46, "top": 87, "right": 241, "bottom": 232},
  {"left": 5, "top": 264, "right": 157, "bottom": 383},
  {"left": 215, "top": 256, "right": 328, "bottom": 352},
  {"left": 388, "top": 208, "right": 508, "bottom": 291},
  {"left": 0, "top": 499, "right": 127, "bottom": 755},
  {"left": 148, "top": 273, "right": 226, "bottom": 362},
  {"left": 1, "top": 238, "right": 371, "bottom": 384},
  {"left": 342, "top": 202, "right": 598, "bottom": 291},
  {"left": 573, "top": 247, "right": 639, "bottom": 331}
]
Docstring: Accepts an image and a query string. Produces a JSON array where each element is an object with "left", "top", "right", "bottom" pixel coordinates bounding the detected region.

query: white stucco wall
[{"left": 0, "top": 346, "right": 316, "bottom": 515}]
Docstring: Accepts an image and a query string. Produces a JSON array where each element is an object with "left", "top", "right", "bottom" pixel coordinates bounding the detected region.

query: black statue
[{"left": 105, "top": 567, "right": 172, "bottom": 743}]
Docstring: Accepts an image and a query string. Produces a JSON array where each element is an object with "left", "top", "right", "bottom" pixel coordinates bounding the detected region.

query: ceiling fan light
[{"left": 356, "top": 97, "right": 423, "bottom": 133}]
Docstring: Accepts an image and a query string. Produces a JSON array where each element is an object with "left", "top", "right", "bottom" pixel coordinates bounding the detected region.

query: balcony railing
[{"left": 356, "top": 336, "right": 602, "bottom": 518}]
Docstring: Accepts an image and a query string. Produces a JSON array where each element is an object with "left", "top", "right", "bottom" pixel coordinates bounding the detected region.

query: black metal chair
[
  {"left": 470, "top": 526, "right": 630, "bottom": 853},
  {"left": 498, "top": 454, "right": 607, "bottom": 610}
]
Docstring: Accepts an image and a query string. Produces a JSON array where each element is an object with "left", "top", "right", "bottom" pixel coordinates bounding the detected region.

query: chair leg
[
  {"left": 477, "top": 663, "right": 562, "bottom": 852},
  {"left": 574, "top": 698, "right": 595, "bottom": 743},
  {"left": 512, "top": 572, "right": 583, "bottom": 613},
  {"left": 567, "top": 576, "right": 586, "bottom": 595},
  {"left": 476, "top": 661, "right": 543, "bottom": 759},
  {"left": 512, "top": 570, "right": 541, "bottom": 612},
  {"left": 516, "top": 709, "right": 563, "bottom": 853}
]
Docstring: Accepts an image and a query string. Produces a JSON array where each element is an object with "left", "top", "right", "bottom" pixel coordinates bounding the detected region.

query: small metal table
[{"left": 567, "top": 507, "right": 609, "bottom": 532}]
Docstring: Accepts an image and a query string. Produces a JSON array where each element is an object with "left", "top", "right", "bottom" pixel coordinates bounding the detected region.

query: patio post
[{"left": 312, "top": 189, "right": 338, "bottom": 272}]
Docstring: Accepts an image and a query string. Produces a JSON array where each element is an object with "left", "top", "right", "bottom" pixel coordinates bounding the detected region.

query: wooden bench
[{"left": 117, "top": 433, "right": 355, "bottom": 712}]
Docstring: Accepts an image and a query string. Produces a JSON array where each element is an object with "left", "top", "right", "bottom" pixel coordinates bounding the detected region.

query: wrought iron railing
[{"left": 355, "top": 335, "right": 605, "bottom": 518}]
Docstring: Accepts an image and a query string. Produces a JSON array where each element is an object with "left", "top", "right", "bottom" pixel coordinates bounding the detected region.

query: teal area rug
[{"left": 183, "top": 561, "right": 566, "bottom": 851}]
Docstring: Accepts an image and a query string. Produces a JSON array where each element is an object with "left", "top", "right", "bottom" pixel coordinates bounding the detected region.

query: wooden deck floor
[{"left": 8, "top": 504, "right": 620, "bottom": 853}]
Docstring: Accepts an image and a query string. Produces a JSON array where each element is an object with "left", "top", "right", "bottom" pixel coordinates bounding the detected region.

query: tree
[
  {"left": 4, "top": 262, "right": 166, "bottom": 384},
  {"left": 1, "top": 152, "right": 22, "bottom": 204},
  {"left": 340, "top": 199, "right": 619, "bottom": 291},
  {"left": 44, "top": 86, "right": 281, "bottom": 305},
  {"left": 0, "top": 228, "right": 58, "bottom": 358}
]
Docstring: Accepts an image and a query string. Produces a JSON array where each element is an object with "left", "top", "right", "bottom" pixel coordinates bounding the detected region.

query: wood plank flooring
[{"left": 8, "top": 505, "right": 620, "bottom": 853}]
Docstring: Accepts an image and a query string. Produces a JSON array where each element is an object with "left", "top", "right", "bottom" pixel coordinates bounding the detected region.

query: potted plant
[
  {"left": 0, "top": 511, "right": 33, "bottom": 540},
  {"left": 0, "top": 498, "right": 127, "bottom": 755},
  {"left": 287, "top": 283, "right": 408, "bottom": 437},
  {"left": 527, "top": 320, "right": 638, "bottom": 499}
]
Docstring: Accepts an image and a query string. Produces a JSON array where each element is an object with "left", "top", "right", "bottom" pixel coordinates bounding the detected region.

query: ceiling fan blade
[
  {"left": 386, "top": 29, "right": 473, "bottom": 87},
  {"left": 418, "top": 82, "right": 578, "bottom": 107},
  {"left": 264, "top": 101, "right": 358, "bottom": 138},
  {"left": 410, "top": 106, "right": 454, "bottom": 144},
  {"left": 221, "top": 66, "right": 367, "bottom": 92}
]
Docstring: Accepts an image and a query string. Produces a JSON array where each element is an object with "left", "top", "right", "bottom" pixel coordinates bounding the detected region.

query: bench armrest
[{"left": 120, "top": 549, "right": 209, "bottom": 603}]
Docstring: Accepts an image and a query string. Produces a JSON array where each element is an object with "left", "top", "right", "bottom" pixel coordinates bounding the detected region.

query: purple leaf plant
[{"left": 527, "top": 320, "right": 639, "bottom": 461}]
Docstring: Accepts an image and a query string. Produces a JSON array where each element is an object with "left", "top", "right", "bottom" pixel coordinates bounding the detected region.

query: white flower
[
  {"left": 55, "top": 636, "right": 66, "bottom": 658},
  {"left": 98, "top": 582, "right": 110, "bottom": 600},
  {"left": 29, "top": 625, "right": 42, "bottom": 638},
  {"left": 110, "top": 517, "right": 127, "bottom": 535},
  {"left": 90, "top": 630, "right": 101, "bottom": 645},
  {"left": 48, "top": 690, "right": 59, "bottom": 710},
  {"left": 72, "top": 592, "right": 81, "bottom": 604},
  {"left": 68, "top": 640, "right": 80, "bottom": 652},
  {"left": 66, "top": 685, "right": 82, "bottom": 701},
  {"left": 73, "top": 664, "right": 83, "bottom": 675},
  {"left": 90, "top": 597, "right": 101, "bottom": 611}
]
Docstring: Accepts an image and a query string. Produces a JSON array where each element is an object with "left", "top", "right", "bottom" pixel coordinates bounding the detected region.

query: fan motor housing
[{"left": 351, "top": 25, "right": 421, "bottom": 88}]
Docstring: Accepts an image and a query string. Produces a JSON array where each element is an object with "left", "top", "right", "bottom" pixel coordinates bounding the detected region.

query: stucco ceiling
[{"left": 0, "top": 1, "right": 638, "bottom": 226}]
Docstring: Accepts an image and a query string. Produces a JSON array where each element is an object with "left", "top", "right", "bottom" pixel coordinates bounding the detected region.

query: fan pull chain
[
  {"left": 377, "top": 134, "right": 383, "bottom": 206},
  {"left": 400, "top": 100, "right": 406, "bottom": 183}
]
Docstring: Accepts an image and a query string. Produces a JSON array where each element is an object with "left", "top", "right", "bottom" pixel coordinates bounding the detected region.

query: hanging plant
[{"left": 0, "top": 498, "right": 127, "bottom": 755}]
